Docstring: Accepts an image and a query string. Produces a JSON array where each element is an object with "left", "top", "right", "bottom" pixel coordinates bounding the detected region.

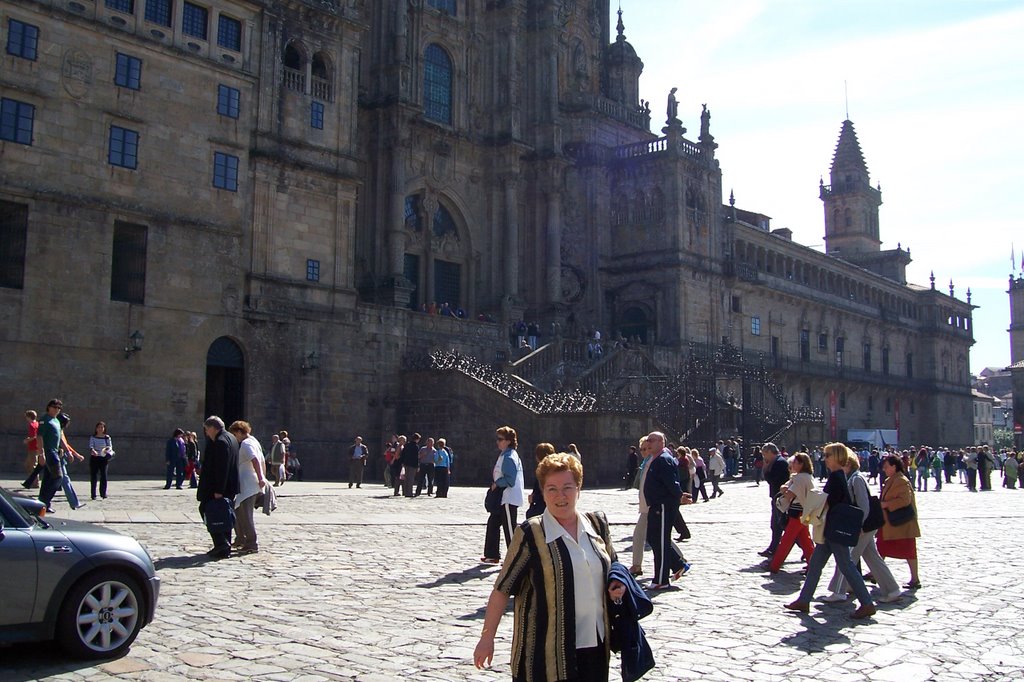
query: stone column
[
  {"left": 423, "top": 194, "right": 439, "bottom": 306},
  {"left": 388, "top": 148, "right": 406, "bottom": 279},
  {"left": 504, "top": 179, "right": 519, "bottom": 297},
  {"left": 546, "top": 191, "right": 562, "bottom": 305}
]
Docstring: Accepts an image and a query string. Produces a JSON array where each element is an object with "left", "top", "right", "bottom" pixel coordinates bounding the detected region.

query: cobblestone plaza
[{"left": 3, "top": 475, "right": 1022, "bottom": 681}]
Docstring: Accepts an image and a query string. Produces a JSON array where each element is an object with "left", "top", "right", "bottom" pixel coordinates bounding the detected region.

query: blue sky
[{"left": 613, "top": 1, "right": 1024, "bottom": 374}]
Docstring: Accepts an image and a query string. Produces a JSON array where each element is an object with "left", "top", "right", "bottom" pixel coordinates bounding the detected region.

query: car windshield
[{"left": 0, "top": 486, "right": 42, "bottom": 527}]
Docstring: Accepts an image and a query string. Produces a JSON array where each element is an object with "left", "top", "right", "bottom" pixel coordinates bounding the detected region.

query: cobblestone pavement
[{"left": 3, "top": 472, "right": 1023, "bottom": 681}]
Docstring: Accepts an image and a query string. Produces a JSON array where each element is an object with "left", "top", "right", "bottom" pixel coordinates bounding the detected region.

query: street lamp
[{"left": 124, "top": 330, "right": 144, "bottom": 358}]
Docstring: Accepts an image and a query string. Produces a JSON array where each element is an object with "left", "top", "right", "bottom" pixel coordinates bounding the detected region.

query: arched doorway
[
  {"left": 205, "top": 337, "right": 245, "bottom": 425},
  {"left": 619, "top": 306, "right": 650, "bottom": 344}
]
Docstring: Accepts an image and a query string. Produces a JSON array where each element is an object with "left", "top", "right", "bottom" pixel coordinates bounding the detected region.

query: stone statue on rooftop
[{"left": 666, "top": 87, "right": 679, "bottom": 125}]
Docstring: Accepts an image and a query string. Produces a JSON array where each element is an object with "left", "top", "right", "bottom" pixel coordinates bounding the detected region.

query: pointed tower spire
[
  {"left": 831, "top": 120, "right": 869, "bottom": 178},
  {"left": 616, "top": 5, "right": 625, "bottom": 42},
  {"left": 821, "top": 119, "right": 883, "bottom": 257}
]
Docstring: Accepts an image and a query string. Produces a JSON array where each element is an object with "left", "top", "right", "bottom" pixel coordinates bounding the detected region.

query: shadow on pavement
[
  {"left": 418, "top": 563, "right": 498, "bottom": 589},
  {"left": 0, "top": 640, "right": 111, "bottom": 681},
  {"left": 153, "top": 553, "right": 213, "bottom": 570},
  {"left": 779, "top": 610, "right": 854, "bottom": 652}
]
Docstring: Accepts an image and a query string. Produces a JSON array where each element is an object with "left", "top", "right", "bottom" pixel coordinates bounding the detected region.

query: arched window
[
  {"left": 433, "top": 204, "right": 457, "bottom": 237},
  {"left": 283, "top": 43, "right": 305, "bottom": 93},
  {"left": 405, "top": 195, "right": 422, "bottom": 231},
  {"left": 283, "top": 43, "right": 303, "bottom": 70},
  {"left": 423, "top": 44, "right": 453, "bottom": 124},
  {"left": 311, "top": 52, "right": 332, "bottom": 100}
]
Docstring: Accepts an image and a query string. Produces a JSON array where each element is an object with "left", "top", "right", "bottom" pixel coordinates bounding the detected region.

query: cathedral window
[
  {"left": 0, "top": 200, "right": 28, "bottom": 290},
  {"left": 111, "top": 221, "right": 147, "bottom": 304},
  {"left": 283, "top": 43, "right": 306, "bottom": 93},
  {"left": 182, "top": 2, "right": 208, "bottom": 41},
  {"left": 311, "top": 52, "right": 332, "bottom": 100},
  {"left": 799, "top": 329, "right": 810, "bottom": 362},
  {"left": 423, "top": 44, "right": 453, "bottom": 125},
  {"left": 217, "top": 14, "right": 242, "bottom": 52},
  {"left": 213, "top": 152, "right": 239, "bottom": 191},
  {"left": 217, "top": 84, "right": 240, "bottom": 119},
  {"left": 145, "top": 0, "right": 172, "bottom": 27},
  {"left": 106, "top": 0, "right": 135, "bottom": 14},
  {"left": 306, "top": 259, "right": 320, "bottom": 282},
  {"left": 750, "top": 316, "right": 760, "bottom": 336},
  {"left": 114, "top": 53, "right": 142, "bottom": 89},
  {"left": 405, "top": 195, "right": 422, "bottom": 231},
  {"left": 6, "top": 19, "right": 39, "bottom": 61},
  {"left": 0, "top": 97, "right": 34, "bottom": 145},
  {"left": 310, "top": 101, "right": 324, "bottom": 129},
  {"left": 433, "top": 204, "right": 457, "bottom": 238},
  {"left": 844, "top": 208, "right": 852, "bottom": 228},
  {"left": 427, "top": 0, "right": 456, "bottom": 15},
  {"left": 108, "top": 126, "right": 139, "bottom": 169}
]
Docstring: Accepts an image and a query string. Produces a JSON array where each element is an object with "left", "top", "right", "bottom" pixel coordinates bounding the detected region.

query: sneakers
[
  {"left": 648, "top": 582, "right": 672, "bottom": 591},
  {"left": 878, "top": 590, "right": 903, "bottom": 603},
  {"left": 822, "top": 592, "right": 849, "bottom": 603}
]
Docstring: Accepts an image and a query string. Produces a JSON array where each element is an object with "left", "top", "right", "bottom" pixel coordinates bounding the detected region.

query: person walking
[
  {"left": 766, "top": 453, "right": 815, "bottom": 574},
  {"left": 184, "top": 431, "right": 201, "bottom": 488},
  {"left": 524, "top": 442, "right": 556, "bottom": 518},
  {"left": 822, "top": 455, "right": 902, "bottom": 603},
  {"left": 963, "top": 448, "right": 978, "bottom": 492},
  {"left": 1004, "top": 453, "right": 1019, "bottom": 489},
  {"left": 623, "top": 445, "right": 639, "bottom": 489},
  {"left": 481, "top": 426, "right": 525, "bottom": 564},
  {"left": 197, "top": 416, "right": 240, "bottom": 559},
  {"left": 760, "top": 442, "right": 790, "bottom": 558},
  {"left": 877, "top": 454, "right": 922, "bottom": 589},
  {"left": 88, "top": 421, "right": 114, "bottom": 500},
  {"left": 228, "top": 421, "right": 266, "bottom": 554},
  {"left": 642, "top": 431, "right": 692, "bottom": 589},
  {"left": 37, "top": 400, "right": 67, "bottom": 512},
  {"left": 348, "top": 436, "right": 368, "bottom": 489},
  {"left": 692, "top": 450, "right": 710, "bottom": 502},
  {"left": 269, "top": 434, "right": 287, "bottom": 486},
  {"left": 164, "top": 428, "right": 186, "bottom": 490},
  {"left": 708, "top": 447, "right": 726, "bottom": 498},
  {"left": 785, "top": 443, "right": 876, "bottom": 619},
  {"left": 22, "top": 409, "right": 44, "bottom": 489}
]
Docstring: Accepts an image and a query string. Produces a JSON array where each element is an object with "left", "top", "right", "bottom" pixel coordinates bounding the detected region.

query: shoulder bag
[
  {"left": 886, "top": 504, "right": 916, "bottom": 526},
  {"left": 824, "top": 475, "right": 862, "bottom": 547},
  {"left": 484, "top": 486, "right": 504, "bottom": 513}
]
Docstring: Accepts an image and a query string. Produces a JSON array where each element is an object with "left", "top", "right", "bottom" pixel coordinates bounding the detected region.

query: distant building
[
  {"left": 0, "top": 1, "right": 976, "bottom": 480},
  {"left": 972, "top": 389, "right": 995, "bottom": 446}
]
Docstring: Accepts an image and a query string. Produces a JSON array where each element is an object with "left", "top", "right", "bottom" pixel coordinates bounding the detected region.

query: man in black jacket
[
  {"left": 760, "top": 442, "right": 790, "bottom": 557},
  {"left": 399, "top": 432, "right": 421, "bottom": 498},
  {"left": 642, "top": 432, "right": 692, "bottom": 589},
  {"left": 198, "top": 416, "right": 240, "bottom": 559}
]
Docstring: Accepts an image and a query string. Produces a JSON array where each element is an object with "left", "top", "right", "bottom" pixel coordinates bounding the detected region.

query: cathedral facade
[{"left": 0, "top": 0, "right": 974, "bottom": 477}]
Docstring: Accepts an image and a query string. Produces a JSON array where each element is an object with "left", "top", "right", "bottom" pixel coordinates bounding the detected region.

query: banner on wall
[{"left": 829, "top": 390, "right": 837, "bottom": 440}]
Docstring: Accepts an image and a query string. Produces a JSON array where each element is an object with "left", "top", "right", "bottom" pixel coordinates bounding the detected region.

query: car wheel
[{"left": 56, "top": 571, "right": 144, "bottom": 659}]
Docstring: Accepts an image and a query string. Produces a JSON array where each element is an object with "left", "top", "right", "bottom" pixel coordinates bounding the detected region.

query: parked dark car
[
  {"left": 0, "top": 486, "right": 160, "bottom": 659},
  {"left": 11, "top": 492, "right": 47, "bottom": 517}
]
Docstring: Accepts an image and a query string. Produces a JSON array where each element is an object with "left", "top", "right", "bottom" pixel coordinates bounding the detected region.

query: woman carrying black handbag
[{"left": 785, "top": 443, "right": 876, "bottom": 619}]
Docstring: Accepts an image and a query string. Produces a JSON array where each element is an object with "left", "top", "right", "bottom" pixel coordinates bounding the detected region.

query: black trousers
[
  {"left": 415, "top": 463, "right": 435, "bottom": 495},
  {"left": 89, "top": 456, "right": 110, "bottom": 498},
  {"left": 647, "top": 503, "right": 685, "bottom": 584},
  {"left": 434, "top": 468, "right": 450, "bottom": 497},
  {"left": 484, "top": 503, "right": 517, "bottom": 560},
  {"left": 768, "top": 498, "right": 785, "bottom": 552}
]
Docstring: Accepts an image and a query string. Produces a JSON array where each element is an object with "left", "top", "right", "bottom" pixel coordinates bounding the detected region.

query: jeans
[
  {"left": 966, "top": 468, "right": 977, "bottom": 491},
  {"left": 827, "top": 529, "right": 899, "bottom": 597},
  {"left": 933, "top": 468, "right": 942, "bottom": 491},
  {"left": 709, "top": 473, "right": 724, "bottom": 497},
  {"left": 916, "top": 468, "right": 929, "bottom": 491},
  {"left": 799, "top": 540, "right": 874, "bottom": 606},
  {"left": 166, "top": 456, "right": 186, "bottom": 488}
]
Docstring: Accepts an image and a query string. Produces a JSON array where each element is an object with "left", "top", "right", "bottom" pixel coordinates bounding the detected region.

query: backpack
[{"left": 849, "top": 472, "right": 883, "bottom": 532}]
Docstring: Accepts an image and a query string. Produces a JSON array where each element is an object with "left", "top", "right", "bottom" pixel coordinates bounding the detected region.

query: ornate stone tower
[
  {"left": 1009, "top": 275, "right": 1024, "bottom": 446},
  {"left": 604, "top": 8, "right": 643, "bottom": 107},
  {"left": 820, "top": 120, "right": 882, "bottom": 256}
]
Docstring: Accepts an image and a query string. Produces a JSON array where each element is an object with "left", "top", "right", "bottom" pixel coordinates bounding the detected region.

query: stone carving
[
  {"left": 62, "top": 49, "right": 93, "bottom": 99},
  {"left": 666, "top": 87, "right": 679, "bottom": 125}
]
